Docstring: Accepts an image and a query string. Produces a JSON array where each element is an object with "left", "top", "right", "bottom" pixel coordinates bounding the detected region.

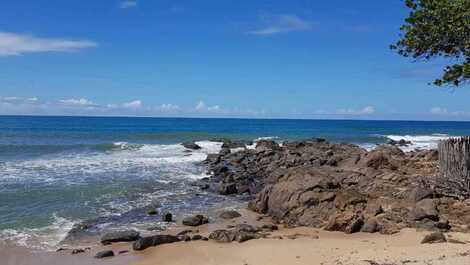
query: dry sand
[{"left": 130, "top": 228, "right": 470, "bottom": 265}]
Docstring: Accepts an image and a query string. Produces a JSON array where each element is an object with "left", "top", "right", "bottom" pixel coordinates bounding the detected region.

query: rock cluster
[{"left": 201, "top": 138, "right": 470, "bottom": 234}]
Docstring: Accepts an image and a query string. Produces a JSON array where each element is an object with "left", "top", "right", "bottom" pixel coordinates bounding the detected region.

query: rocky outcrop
[{"left": 203, "top": 138, "right": 453, "bottom": 234}]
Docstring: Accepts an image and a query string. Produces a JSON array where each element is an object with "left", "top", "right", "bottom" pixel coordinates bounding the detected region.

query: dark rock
[
  {"left": 182, "top": 215, "right": 209, "bottom": 227},
  {"left": 421, "top": 232, "right": 447, "bottom": 244},
  {"left": 133, "top": 235, "right": 180, "bottom": 251},
  {"left": 100, "top": 230, "right": 140, "bottom": 245},
  {"left": 345, "top": 218, "right": 364, "bottom": 234},
  {"left": 182, "top": 142, "right": 201, "bottom": 150},
  {"left": 262, "top": 224, "right": 279, "bottom": 231},
  {"left": 118, "top": 250, "right": 129, "bottom": 255},
  {"left": 219, "top": 210, "right": 242, "bottom": 220},
  {"left": 71, "top": 249, "right": 85, "bottom": 255},
  {"left": 191, "top": 235, "right": 205, "bottom": 241},
  {"left": 219, "top": 183, "right": 238, "bottom": 195},
  {"left": 163, "top": 212, "right": 173, "bottom": 222},
  {"left": 94, "top": 250, "right": 114, "bottom": 259}
]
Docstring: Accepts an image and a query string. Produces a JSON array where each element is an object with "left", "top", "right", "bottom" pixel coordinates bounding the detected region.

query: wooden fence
[{"left": 438, "top": 136, "right": 470, "bottom": 198}]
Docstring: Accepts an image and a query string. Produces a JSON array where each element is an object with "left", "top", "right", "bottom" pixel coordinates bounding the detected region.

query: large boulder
[
  {"left": 182, "top": 215, "right": 209, "bottom": 226},
  {"left": 133, "top": 235, "right": 180, "bottom": 251},
  {"left": 100, "top": 230, "right": 140, "bottom": 245}
]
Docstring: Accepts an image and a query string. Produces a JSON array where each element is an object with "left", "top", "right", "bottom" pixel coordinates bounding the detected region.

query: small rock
[
  {"left": 147, "top": 209, "right": 158, "bottom": 216},
  {"left": 163, "top": 212, "right": 173, "bottom": 222},
  {"left": 94, "top": 250, "right": 114, "bottom": 259},
  {"left": 262, "top": 224, "right": 279, "bottom": 231},
  {"left": 421, "top": 232, "right": 447, "bottom": 244},
  {"left": 182, "top": 215, "right": 209, "bottom": 227},
  {"left": 219, "top": 210, "right": 242, "bottom": 220},
  {"left": 118, "top": 250, "right": 129, "bottom": 255},
  {"left": 71, "top": 249, "right": 85, "bottom": 255}
]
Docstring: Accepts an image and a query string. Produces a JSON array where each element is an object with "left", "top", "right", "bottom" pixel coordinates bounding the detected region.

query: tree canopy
[{"left": 391, "top": 0, "right": 470, "bottom": 86}]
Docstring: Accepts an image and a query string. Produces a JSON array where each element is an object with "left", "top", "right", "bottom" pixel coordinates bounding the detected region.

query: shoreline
[{"left": 4, "top": 137, "right": 467, "bottom": 265}]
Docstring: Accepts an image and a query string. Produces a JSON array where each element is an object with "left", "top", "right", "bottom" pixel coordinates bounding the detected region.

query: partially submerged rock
[{"left": 182, "top": 142, "right": 201, "bottom": 150}]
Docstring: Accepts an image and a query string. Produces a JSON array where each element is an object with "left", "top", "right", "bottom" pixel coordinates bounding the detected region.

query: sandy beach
[{"left": 130, "top": 227, "right": 470, "bottom": 265}]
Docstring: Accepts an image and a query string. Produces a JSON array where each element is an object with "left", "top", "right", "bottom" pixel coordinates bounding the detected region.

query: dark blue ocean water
[{"left": 1, "top": 115, "right": 470, "bottom": 250}]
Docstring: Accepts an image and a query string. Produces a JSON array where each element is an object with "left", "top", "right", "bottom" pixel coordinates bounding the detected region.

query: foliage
[{"left": 391, "top": 0, "right": 470, "bottom": 86}]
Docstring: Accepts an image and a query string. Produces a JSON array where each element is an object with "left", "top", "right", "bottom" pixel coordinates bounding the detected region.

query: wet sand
[{"left": 1, "top": 244, "right": 138, "bottom": 265}]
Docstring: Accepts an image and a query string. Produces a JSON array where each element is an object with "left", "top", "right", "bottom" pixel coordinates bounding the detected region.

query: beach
[{"left": 2, "top": 116, "right": 470, "bottom": 264}]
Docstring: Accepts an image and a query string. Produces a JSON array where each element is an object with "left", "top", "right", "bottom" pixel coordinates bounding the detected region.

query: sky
[{"left": 1, "top": 0, "right": 470, "bottom": 121}]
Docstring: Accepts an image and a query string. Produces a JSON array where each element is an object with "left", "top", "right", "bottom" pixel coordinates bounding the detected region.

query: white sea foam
[
  {"left": 0, "top": 141, "right": 221, "bottom": 184},
  {"left": 384, "top": 134, "right": 456, "bottom": 152},
  {"left": 0, "top": 214, "right": 76, "bottom": 251}
]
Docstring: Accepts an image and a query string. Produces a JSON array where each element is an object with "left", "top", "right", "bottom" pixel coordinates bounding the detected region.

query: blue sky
[{"left": 1, "top": 0, "right": 470, "bottom": 120}]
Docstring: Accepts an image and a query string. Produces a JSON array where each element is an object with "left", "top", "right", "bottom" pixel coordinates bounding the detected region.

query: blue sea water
[{"left": 2, "top": 115, "right": 470, "bottom": 250}]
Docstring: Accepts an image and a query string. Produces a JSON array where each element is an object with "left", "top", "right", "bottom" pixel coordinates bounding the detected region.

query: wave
[
  {"left": 0, "top": 214, "right": 76, "bottom": 251},
  {"left": 383, "top": 134, "right": 455, "bottom": 152}
]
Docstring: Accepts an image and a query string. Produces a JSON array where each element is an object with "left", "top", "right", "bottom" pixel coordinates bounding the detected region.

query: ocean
[{"left": 1, "top": 115, "right": 470, "bottom": 250}]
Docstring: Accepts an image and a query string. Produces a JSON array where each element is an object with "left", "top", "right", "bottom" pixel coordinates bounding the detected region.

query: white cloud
[
  {"left": 0, "top": 32, "right": 97, "bottom": 56},
  {"left": 123, "top": 100, "right": 143, "bottom": 109},
  {"left": 336, "top": 106, "right": 375, "bottom": 115},
  {"left": 430, "top": 107, "right": 448, "bottom": 115},
  {"left": 59, "top": 98, "right": 95, "bottom": 106},
  {"left": 158, "top": 104, "right": 180, "bottom": 113},
  {"left": 119, "top": 1, "right": 137, "bottom": 8},
  {"left": 247, "top": 14, "right": 313, "bottom": 35},
  {"left": 194, "top": 101, "right": 223, "bottom": 113},
  {"left": 0, "top": 96, "right": 38, "bottom": 104}
]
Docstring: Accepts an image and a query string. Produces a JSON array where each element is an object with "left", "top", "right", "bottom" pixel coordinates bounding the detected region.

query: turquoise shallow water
[{"left": 1, "top": 115, "right": 470, "bottom": 249}]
